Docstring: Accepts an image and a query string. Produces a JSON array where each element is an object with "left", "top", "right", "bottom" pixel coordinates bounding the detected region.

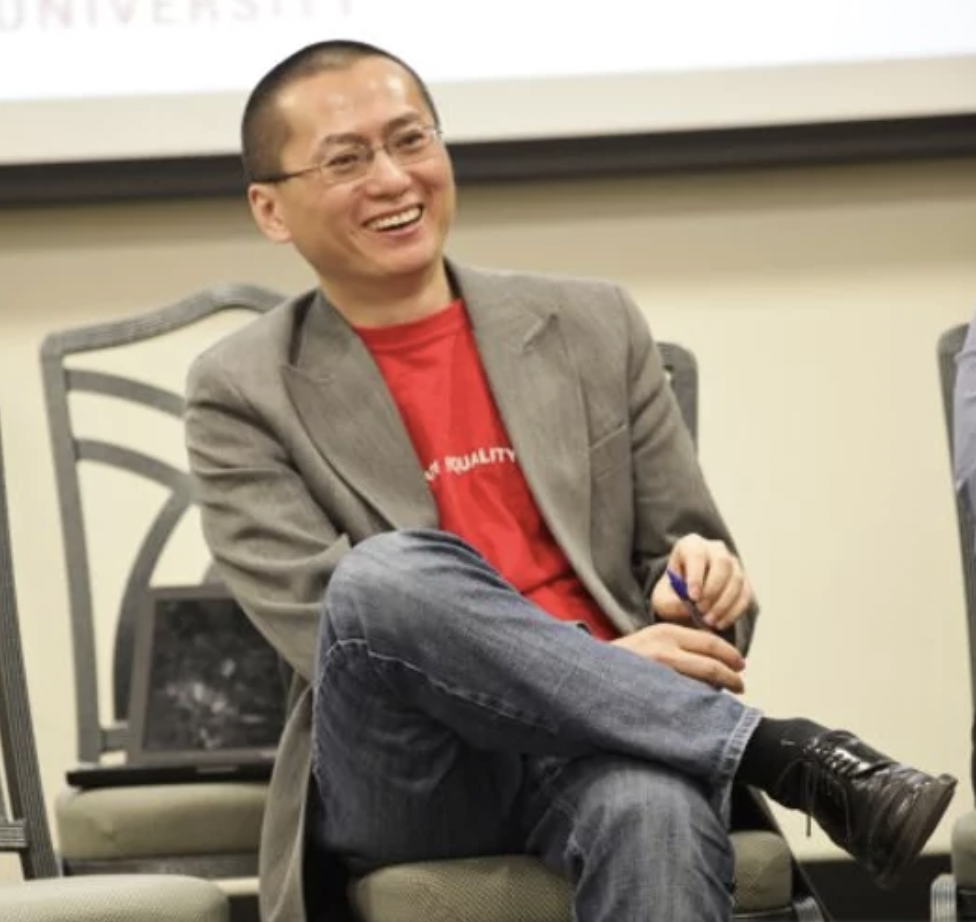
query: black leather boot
[{"left": 769, "top": 729, "right": 957, "bottom": 889}]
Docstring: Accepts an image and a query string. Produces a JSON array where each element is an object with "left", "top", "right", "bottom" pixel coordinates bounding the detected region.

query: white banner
[{"left": 1, "top": 0, "right": 974, "bottom": 100}]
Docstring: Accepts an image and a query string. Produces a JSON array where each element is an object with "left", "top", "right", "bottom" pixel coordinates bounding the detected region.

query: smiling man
[
  {"left": 185, "top": 39, "right": 956, "bottom": 922},
  {"left": 244, "top": 52, "right": 454, "bottom": 328}
]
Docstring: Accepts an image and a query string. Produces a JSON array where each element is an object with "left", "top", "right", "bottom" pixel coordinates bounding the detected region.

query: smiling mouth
[{"left": 365, "top": 205, "right": 424, "bottom": 232}]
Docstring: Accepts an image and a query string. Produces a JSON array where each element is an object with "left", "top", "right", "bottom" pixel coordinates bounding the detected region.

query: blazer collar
[
  {"left": 282, "top": 288, "right": 435, "bottom": 529},
  {"left": 455, "top": 264, "right": 593, "bottom": 568}
]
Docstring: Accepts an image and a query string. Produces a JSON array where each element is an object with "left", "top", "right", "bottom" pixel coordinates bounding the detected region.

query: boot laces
[{"left": 777, "top": 738, "right": 859, "bottom": 840}]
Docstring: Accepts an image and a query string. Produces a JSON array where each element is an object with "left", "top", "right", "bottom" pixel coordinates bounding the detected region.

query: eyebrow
[{"left": 312, "top": 113, "right": 425, "bottom": 156}]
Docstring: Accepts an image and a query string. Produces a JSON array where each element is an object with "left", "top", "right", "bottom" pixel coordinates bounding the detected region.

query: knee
[{"left": 320, "top": 529, "right": 476, "bottom": 646}]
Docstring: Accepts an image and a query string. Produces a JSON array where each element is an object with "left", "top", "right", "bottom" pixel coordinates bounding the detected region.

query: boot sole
[{"left": 873, "top": 773, "right": 957, "bottom": 890}]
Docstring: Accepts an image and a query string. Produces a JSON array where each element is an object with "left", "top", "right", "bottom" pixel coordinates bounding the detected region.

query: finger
[
  {"left": 711, "top": 576, "right": 753, "bottom": 631},
  {"left": 672, "top": 535, "right": 708, "bottom": 600},
  {"left": 680, "top": 629, "right": 745, "bottom": 671},
  {"left": 672, "top": 650, "right": 746, "bottom": 694},
  {"left": 698, "top": 550, "right": 734, "bottom": 611},
  {"left": 703, "top": 563, "right": 743, "bottom": 623}
]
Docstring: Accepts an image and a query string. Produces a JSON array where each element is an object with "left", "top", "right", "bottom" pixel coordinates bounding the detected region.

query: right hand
[{"left": 611, "top": 623, "right": 746, "bottom": 694}]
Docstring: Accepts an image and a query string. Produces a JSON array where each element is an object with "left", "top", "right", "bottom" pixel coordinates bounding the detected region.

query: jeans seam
[
  {"left": 525, "top": 783, "right": 582, "bottom": 884},
  {"left": 319, "top": 637, "right": 564, "bottom": 736}
]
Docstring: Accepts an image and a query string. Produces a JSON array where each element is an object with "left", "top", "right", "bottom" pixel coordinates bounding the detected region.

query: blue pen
[{"left": 666, "top": 569, "right": 713, "bottom": 632}]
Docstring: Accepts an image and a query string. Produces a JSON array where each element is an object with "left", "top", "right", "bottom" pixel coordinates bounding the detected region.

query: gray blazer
[{"left": 185, "top": 262, "right": 756, "bottom": 922}]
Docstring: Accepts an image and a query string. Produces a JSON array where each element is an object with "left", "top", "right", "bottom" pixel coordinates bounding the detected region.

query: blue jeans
[{"left": 312, "top": 530, "right": 762, "bottom": 922}]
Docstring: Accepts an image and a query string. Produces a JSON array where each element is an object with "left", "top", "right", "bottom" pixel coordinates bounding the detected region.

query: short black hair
[{"left": 241, "top": 39, "right": 440, "bottom": 183}]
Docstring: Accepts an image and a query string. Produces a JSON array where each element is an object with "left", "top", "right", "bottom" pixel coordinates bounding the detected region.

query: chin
[
  {"left": 382, "top": 261, "right": 439, "bottom": 285},
  {"left": 378, "top": 245, "right": 442, "bottom": 279}
]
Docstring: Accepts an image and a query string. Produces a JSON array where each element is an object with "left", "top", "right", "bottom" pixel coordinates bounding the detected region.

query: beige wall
[{"left": 1, "top": 155, "right": 975, "bottom": 878}]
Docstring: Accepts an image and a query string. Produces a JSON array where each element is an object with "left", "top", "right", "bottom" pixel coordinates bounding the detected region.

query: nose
[{"left": 363, "top": 148, "right": 411, "bottom": 195}]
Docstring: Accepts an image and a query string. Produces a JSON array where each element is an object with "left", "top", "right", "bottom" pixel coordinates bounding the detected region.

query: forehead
[{"left": 276, "top": 57, "right": 431, "bottom": 144}]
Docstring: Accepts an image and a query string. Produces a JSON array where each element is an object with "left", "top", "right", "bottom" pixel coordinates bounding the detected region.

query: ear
[{"left": 247, "top": 183, "right": 293, "bottom": 244}]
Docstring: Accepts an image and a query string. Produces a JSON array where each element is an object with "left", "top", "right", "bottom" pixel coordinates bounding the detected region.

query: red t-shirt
[{"left": 355, "top": 300, "right": 619, "bottom": 640}]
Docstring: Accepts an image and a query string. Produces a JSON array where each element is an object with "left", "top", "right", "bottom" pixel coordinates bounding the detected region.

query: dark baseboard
[
  {"left": 228, "top": 893, "right": 259, "bottom": 922},
  {"left": 801, "top": 852, "right": 950, "bottom": 921}
]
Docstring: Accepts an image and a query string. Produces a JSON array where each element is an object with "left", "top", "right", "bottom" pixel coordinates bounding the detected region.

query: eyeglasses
[{"left": 253, "top": 123, "right": 444, "bottom": 186}]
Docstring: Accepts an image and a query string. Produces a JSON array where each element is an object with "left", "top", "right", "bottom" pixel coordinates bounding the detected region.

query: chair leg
[
  {"left": 792, "top": 894, "right": 827, "bottom": 920},
  {"left": 932, "top": 874, "right": 960, "bottom": 922}
]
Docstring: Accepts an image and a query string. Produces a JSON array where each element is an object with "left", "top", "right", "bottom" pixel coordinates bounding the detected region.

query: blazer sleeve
[
  {"left": 620, "top": 287, "right": 759, "bottom": 654},
  {"left": 185, "top": 349, "right": 348, "bottom": 682}
]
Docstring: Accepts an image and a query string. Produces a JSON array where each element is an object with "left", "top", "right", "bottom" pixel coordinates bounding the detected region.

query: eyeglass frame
[{"left": 250, "top": 122, "right": 445, "bottom": 186}]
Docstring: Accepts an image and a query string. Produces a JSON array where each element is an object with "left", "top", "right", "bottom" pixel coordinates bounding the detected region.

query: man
[{"left": 185, "top": 39, "right": 956, "bottom": 922}]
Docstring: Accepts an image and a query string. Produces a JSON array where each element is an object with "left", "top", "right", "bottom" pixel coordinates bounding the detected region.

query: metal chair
[
  {"left": 932, "top": 322, "right": 976, "bottom": 921},
  {"left": 38, "top": 283, "right": 282, "bottom": 880},
  {"left": 0, "top": 413, "right": 230, "bottom": 922},
  {"left": 347, "top": 341, "right": 828, "bottom": 921}
]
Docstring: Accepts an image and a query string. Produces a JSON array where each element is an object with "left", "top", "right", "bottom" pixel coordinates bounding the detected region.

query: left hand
[{"left": 650, "top": 533, "right": 754, "bottom": 632}]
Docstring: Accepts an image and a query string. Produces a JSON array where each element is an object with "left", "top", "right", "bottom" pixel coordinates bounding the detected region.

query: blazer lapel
[
  {"left": 281, "top": 292, "right": 437, "bottom": 530},
  {"left": 455, "top": 266, "right": 593, "bottom": 572}
]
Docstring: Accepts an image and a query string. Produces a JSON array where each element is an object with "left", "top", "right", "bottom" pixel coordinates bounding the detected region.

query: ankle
[{"left": 736, "top": 717, "right": 826, "bottom": 803}]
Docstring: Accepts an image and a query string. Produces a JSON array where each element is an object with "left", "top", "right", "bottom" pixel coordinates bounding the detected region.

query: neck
[{"left": 321, "top": 262, "right": 453, "bottom": 329}]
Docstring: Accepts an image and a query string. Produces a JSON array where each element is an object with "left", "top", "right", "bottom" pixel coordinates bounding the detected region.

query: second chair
[
  {"left": 0, "top": 412, "right": 230, "bottom": 922},
  {"left": 39, "top": 283, "right": 283, "bottom": 883}
]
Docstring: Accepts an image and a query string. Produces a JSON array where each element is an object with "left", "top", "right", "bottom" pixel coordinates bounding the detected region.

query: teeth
[{"left": 367, "top": 206, "right": 422, "bottom": 230}]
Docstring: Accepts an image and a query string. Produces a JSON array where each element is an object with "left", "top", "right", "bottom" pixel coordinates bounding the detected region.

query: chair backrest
[
  {"left": 659, "top": 341, "right": 699, "bottom": 448},
  {"left": 40, "top": 283, "right": 283, "bottom": 763},
  {"left": 937, "top": 323, "right": 976, "bottom": 797},
  {"left": 0, "top": 416, "right": 60, "bottom": 880}
]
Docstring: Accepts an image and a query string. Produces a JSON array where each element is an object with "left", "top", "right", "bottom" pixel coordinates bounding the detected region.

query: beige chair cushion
[
  {"left": 349, "top": 830, "right": 793, "bottom": 922},
  {"left": 0, "top": 874, "right": 228, "bottom": 922},
  {"left": 952, "top": 809, "right": 976, "bottom": 888},
  {"left": 55, "top": 783, "right": 267, "bottom": 859},
  {"left": 730, "top": 829, "right": 793, "bottom": 911},
  {"left": 350, "top": 855, "right": 567, "bottom": 922}
]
